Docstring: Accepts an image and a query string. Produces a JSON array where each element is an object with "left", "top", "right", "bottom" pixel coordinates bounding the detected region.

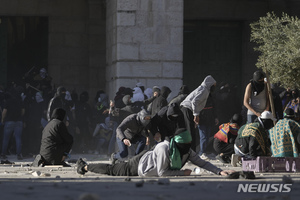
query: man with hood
[
  {"left": 180, "top": 75, "right": 217, "bottom": 152},
  {"left": 32, "top": 108, "right": 73, "bottom": 167},
  {"left": 110, "top": 109, "right": 151, "bottom": 164},
  {"left": 150, "top": 86, "right": 172, "bottom": 117},
  {"left": 168, "top": 85, "right": 190, "bottom": 106},
  {"left": 232, "top": 111, "right": 275, "bottom": 166},
  {"left": 76, "top": 128, "right": 234, "bottom": 177},
  {"left": 150, "top": 103, "right": 185, "bottom": 142},
  {"left": 243, "top": 70, "right": 270, "bottom": 123}
]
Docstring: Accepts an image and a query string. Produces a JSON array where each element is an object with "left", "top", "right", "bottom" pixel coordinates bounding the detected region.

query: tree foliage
[{"left": 250, "top": 12, "right": 300, "bottom": 89}]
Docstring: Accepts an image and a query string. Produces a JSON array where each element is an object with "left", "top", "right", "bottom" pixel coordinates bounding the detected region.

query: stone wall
[{"left": 106, "top": 0, "right": 184, "bottom": 100}]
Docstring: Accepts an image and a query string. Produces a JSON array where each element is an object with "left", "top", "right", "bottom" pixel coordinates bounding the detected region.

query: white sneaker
[
  {"left": 231, "top": 154, "right": 241, "bottom": 167},
  {"left": 200, "top": 153, "right": 209, "bottom": 160}
]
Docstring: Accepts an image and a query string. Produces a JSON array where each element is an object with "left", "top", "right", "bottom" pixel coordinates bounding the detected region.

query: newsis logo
[{"left": 237, "top": 184, "right": 292, "bottom": 193}]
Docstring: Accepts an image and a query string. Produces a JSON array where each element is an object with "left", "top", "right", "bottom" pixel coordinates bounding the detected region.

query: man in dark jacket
[
  {"left": 150, "top": 103, "right": 185, "bottom": 142},
  {"left": 111, "top": 109, "right": 151, "bottom": 164},
  {"left": 168, "top": 85, "right": 190, "bottom": 106},
  {"left": 33, "top": 108, "right": 73, "bottom": 167},
  {"left": 150, "top": 86, "right": 171, "bottom": 117}
]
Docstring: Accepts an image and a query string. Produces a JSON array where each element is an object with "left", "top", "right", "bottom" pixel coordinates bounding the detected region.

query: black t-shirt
[{"left": 3, "top": 97, "right": 24, "bottom": 122}]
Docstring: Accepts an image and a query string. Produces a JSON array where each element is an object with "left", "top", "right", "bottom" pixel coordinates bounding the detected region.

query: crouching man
[
  {"left": 32, "top": 108, "right": 73, "bottom": 167},
  {"left": 76, "top": 128, "right": 233, "bottom": 177}
]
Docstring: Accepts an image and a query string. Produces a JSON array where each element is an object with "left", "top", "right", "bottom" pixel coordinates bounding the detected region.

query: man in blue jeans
[
  {"left": 111, "top": 109, "right": 150, "bottom": 164},
  {"left": 1, "top": 88, "right": 25, "bottom": 160}
]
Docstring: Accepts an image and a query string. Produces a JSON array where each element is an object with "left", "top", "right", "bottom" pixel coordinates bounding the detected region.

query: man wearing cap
[
  {"left": 76, "top": 128, "right": 234, "bottom": 177},
  {"left": 243, "top": 70, "right": 270, "bottom": 123},
  {"left": 269, "top": 108, "right": 300, "bottom": 157},
  {"left": 232, "top": 111, "right": 275, "bottom": 166}
]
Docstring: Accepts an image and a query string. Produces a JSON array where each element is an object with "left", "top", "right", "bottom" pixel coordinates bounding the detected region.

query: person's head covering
[
  {"left": 178, "top": 85, "right": 190, "bottom": 95},
  {"left": 291, "top": 89, "right": 299, "bottom": 99},
  {"left": 259, "top": 111, "right": 276, "bottom": 130},
  {"left": 169, "top": 128, "right": 192, "bottom": 170},
  {"left": 253, "top": 70, "right": 265, "bottom": 82},
  {"left": 161, "top": 86, "right": 172, "bottom": 99},
  {"left": 122, "top": 95, "right": 131, "bottom": 106},
  {"left": 201, "top": 75, "right": 217, "bottom": 92},
  {"left": 80, "top": 91, "right": 89, "bottom": 103},
  {"left": 144, "top": 88, "right": 153, "bottom": 99},
  {"left": 153, "top": 86, "right": 161, "bottom": 94},
  {"left": 65, "top": 91, "right": 72, "bottom": 101},
  {"left": 230, "top": 113, "right": 243, "bottom": 127},
  {"left": 40, "top": 68, "right": 47, "bottom": 79},
  {"left": 51, "top": 108, "right": 66, "bottom": 121},
  {"left": 137, "top": 109, "right": 151, "bottom": 128},
  {"left": 132, "top": 87, "right": 144, "bottom": 102},
  {"left": 284, "top": 108, "right": 295, "bottom": 119},
  {"left": 136, "top": 82, "right": 145, "bottom": 92},
  {"left": 56, "top": 86, "right": 66, "bottom": 99},
  {"left": 251, "top": 70, "right": 265, "bottom": 96},
  {"left": 99, "top": 93, "right": 109, "bottom": 108}
]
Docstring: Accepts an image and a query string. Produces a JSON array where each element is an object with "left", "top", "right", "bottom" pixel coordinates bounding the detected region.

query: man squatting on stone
[{"left": 76, "top": 128, "right": 234, "bottom": 177}]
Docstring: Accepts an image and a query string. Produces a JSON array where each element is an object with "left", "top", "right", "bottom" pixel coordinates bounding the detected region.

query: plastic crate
[{"left": 242, "top": 156, "right": 300, "bottom": 172}]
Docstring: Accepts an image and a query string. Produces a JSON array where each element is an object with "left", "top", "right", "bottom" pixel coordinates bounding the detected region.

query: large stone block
[
  {"left": 135, "top": 11, "right": 153, "bottom": 28},
  {"left": 140, "top": 44, "right": 182, "bottom": 61},
  {"left": 166, "top": 12, "right": 183, "bottom": 27},
  {"left": 170, "top": 27, "right": 183, "bottom": 45},
  {"left": 117, "top": 43, "right": 139, "bottom": 60},
  {"left": 162, "top": 62, "right": 182, "bottom": 78},
  {"left": 139, "top": 44, "right": 165, "bottom": 60},
  {"left": 117, "top": 11, "right": 136, "bottom": 26},
  {"left": 115, "top": 62, "right": 162, "bottom": 77},
  {"left": 117, "top": 0, "right": 138, "bottom": 11},
  {"left": 117, "top": 27, "right": 153, "bottom": 43},
  {"left": 165, "top": 44, "right": 183, "bottom": 61}
]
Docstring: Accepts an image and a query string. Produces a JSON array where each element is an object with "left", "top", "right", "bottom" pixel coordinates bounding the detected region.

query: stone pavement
[{"left": 0, "top": 154, "right": 300, "bottom": 200}]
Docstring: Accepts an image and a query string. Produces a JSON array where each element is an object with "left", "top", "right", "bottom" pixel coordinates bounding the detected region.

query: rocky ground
[{"left": 1, "top": 154, "right": 300, "bottom": 200}]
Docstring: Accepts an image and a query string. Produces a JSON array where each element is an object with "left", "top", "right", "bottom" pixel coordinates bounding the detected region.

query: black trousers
[
  {"left": 213, "top": 138, "right": 234, "bottom": 157},
  {"left": 87, "top": 150, "right": 148, "bottom": 176},
  {"left": 181, "top": 106, "right": 197, "bottom": 152}
]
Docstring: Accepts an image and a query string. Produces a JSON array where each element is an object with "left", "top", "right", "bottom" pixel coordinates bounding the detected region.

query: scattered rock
[
  {"left": 282, "top": 175, "right": 293, "bottom": 184},
  {"left": 41, "top": 173, "right": 51, "bottom": 177},
  {"left": 216, "top": 183, "right": 223, "bottom": 189},
  {"left": 124, "top": 177, "right": 131, "bottom": 182},
  {"left": 136, "top": 180, "right": 144, "bottom": 187},
  {"left": 158, "top": 178, "right": 170, "bottom": 185},
  {"left": 78, "top": 193, "right": 100, "bottom": 200},
  {"left": 27, "top": 186, "right": 34, "bottom": 190},
  {"left": 55, "top": 175, "right": 61, "bottom": 179}
]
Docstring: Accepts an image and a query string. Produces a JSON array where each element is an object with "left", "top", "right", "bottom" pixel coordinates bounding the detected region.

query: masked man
[{"left": 76, "top": 128, "right": 233, "bottom": 177}]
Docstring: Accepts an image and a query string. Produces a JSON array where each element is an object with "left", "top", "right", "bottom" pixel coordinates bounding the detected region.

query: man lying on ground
[{"left": 76, "top": 128, "right": 234, "bottom": 177}]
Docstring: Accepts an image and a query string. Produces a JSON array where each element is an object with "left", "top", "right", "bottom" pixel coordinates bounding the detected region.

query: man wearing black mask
[
  {"left": 76, "top": 128, "right": 234, "bottom": 177},
  {"left": 150, "top": 103, "right": 185, "bottom": 142},
  {"left": 243, "top": 70, "right": 270, "bottom": 123}
]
